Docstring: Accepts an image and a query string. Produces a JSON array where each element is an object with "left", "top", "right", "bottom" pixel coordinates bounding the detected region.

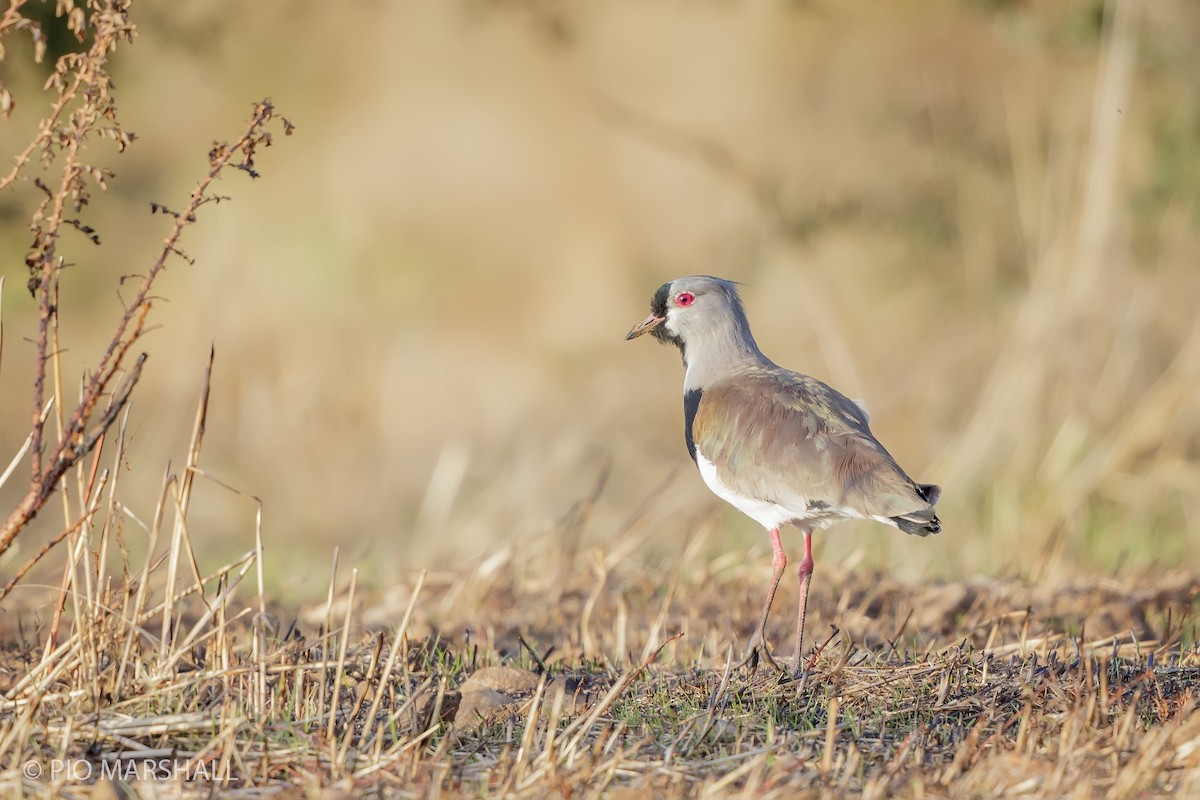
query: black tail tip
[{"left": 892, "top": 513, "right": 941, "bottom": 536}]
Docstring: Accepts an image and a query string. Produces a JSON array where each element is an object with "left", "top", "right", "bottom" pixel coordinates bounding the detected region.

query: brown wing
[{"left": 688, "top": 364, "right": 940, "bottom": 532}]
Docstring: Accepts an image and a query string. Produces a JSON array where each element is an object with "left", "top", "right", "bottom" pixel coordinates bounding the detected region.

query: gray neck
[{"left": 681, "top": 304, "right": 769, "bottom": 390}]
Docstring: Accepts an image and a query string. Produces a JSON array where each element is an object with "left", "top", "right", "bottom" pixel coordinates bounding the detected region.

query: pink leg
[
  {"left": 792, "top": 528, "right": 815, "bottom": 677},
  {"left": 738, "top": 528, "right": 786, "bottom": 671}
]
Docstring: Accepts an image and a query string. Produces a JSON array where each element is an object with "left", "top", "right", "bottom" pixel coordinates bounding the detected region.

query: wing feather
[{"left": 688, "top": 365, "right": 938, "bottom": 530}]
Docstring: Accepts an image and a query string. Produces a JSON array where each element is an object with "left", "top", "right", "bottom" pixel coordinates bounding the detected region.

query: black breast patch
[{"left": 683, "top": 388, "right": 703, "bottom": 462}]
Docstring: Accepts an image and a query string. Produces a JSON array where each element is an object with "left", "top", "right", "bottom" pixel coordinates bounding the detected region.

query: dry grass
[
  {"left": 1, "top": 499, "right": 1198, "bottom": 797},
  {"left": 2, "top": 0, "right": 1200, "bottom": 798}
]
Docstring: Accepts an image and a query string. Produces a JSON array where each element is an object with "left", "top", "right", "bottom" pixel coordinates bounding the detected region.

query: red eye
[{"left": 675, "top": 292, "right": 695, "bottom": 307}]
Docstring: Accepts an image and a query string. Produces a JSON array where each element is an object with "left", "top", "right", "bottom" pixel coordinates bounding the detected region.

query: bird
[{"left": 626, "top": 276, "right": 940, "bottom": 678}]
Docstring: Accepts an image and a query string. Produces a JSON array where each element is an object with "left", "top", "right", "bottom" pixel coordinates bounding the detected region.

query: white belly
[
  {"left": 694, "top": 450, "right": 875, "bottom": 532},
  {"left": 694, "top": 451, "right": 798, "bottom": 531}
]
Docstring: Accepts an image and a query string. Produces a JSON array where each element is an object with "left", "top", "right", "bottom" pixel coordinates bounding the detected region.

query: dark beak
[{"left": 625, "top": 314, "right": 664, "bottom": 340}]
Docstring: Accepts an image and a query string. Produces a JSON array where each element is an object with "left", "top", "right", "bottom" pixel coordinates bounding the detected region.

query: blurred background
[{"left": 1, "top": 0, "right": 1198, "bottom": 600}]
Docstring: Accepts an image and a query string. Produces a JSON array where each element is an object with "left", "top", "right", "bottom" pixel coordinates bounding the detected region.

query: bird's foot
[{"left": 736, "top": 643, "right": 784, "bottom": 676}]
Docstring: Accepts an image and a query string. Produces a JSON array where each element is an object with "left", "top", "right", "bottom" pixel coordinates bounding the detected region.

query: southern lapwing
[{"left": 626, "top": 276, "right": 941, "bottom": 677}]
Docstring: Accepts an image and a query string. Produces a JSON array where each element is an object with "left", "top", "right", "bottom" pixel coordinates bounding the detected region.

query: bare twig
[{"left": 0, "top": 77, "right": 290, "bottom": 560}]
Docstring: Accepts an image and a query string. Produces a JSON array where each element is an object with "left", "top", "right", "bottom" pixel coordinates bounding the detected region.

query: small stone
[
  {"left": 454, "top": 688, "right": 521, "bottom": 731},
  {"left": 459, "top": 666, "right": 542, "bottom": 695}
]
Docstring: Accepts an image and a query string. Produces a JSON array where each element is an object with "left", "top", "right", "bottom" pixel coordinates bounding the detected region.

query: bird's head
[{"left": 625, "top": 276, "right": 749, "bottom": 358}]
